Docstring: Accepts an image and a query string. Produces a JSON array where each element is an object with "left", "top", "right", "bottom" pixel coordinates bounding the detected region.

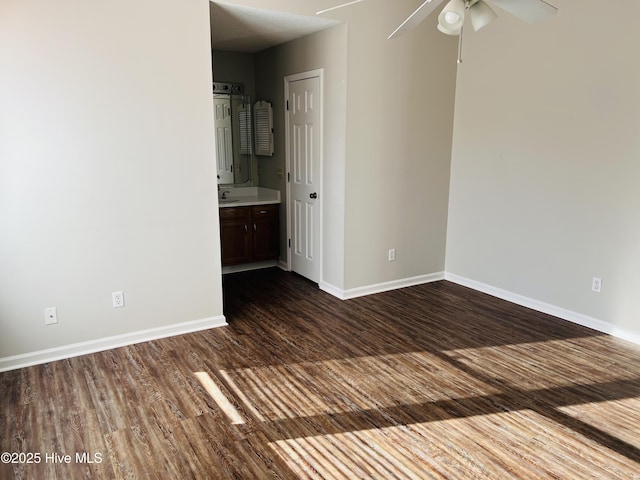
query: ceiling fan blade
[
  {"left": 487, "top": 0, "right": 557, "bottom": 24},
  {"left": 316, "top": 0, "right": 368, "bottom": 16},
  {"left": 388, "top": 0, "right": 446, "bottom": 40}
]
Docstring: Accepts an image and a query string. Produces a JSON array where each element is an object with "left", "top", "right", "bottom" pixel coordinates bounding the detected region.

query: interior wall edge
[
  {"left": 0, "top": 315, "right": 228, "bottom": 373},
  {"left": 445, "top": 272, "right": 640, "bottom": 347}
]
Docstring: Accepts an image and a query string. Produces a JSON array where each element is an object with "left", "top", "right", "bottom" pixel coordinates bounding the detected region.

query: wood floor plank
[{"left": 2, "top": 268, "right": 640, "bottom": 478}]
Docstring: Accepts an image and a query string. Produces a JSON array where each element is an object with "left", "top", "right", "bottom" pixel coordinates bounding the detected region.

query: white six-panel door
[
  {"left": 213, "top": 96, "right": 233, "bottom": 184},
  {"left": 286, "top": 72, "right": 322, "bottom": 283}
]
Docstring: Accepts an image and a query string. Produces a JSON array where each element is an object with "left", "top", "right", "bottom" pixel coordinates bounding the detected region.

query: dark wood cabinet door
[
  {"left": 252, "top": 205, "right": 279, "bottom": 261},
  {"left": 220, "top": 207, "right": 251, "bottom": 265}
]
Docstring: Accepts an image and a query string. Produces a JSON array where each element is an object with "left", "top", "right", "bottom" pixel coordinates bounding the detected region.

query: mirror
[{"left": 214, "top": 92, "right": 253, "bottom": 186}]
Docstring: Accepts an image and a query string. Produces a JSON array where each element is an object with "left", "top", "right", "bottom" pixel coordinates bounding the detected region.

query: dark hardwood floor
[{"left": 2, "top": 268, "right": 640, "bottom": 479}]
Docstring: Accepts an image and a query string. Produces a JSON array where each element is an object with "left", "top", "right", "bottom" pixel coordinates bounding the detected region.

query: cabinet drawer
[
  {"left": 251, "top": 204, "right": 279, "bottom": 218},
  {"left": 219, "top": 207, "right": 250, "bottom": 220}
]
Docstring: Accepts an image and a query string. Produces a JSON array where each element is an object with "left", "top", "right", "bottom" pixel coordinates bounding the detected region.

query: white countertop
[{"left": 218, "top": 187, "right": 281, "bottom": 208}]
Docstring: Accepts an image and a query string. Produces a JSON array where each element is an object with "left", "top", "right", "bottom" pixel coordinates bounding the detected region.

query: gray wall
[
  {"left": 446, "top": 0, "right": 640, "bottom": 337},
  {"left": 0, "top": 0, "right": 223, "bottom": 361},
  {"left": 339, "top": 2, "right": 457, "bottom": 291},
  {"left": 212, "top": 50, "right": 256, "bottom": 98}
]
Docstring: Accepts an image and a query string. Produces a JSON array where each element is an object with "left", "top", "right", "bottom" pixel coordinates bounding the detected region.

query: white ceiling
[{"left": 210, "top": 2, "right": 340, "bottom": 53}]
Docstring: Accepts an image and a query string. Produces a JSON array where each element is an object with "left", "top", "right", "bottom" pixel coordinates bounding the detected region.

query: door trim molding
[{"left": 284, "top": 69, "right": 324, "bottom": 283}]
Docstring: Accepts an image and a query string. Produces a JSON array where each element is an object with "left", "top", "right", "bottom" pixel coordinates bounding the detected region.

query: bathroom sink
[{"left": 219, "top": 199, "right": 238, "bottom": 204}]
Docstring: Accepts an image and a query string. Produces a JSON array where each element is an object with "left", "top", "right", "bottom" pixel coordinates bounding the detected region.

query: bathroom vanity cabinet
[{"left": 219, "top": 204, "right": 279, "bottom": 266}]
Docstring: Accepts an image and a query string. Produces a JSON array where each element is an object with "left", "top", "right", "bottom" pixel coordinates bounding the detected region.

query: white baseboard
[
  {"left": 320, "top": 272, "right": 445, "bottom": 300},
  {"left": 318, "top": 281, "right": 346, "bottom": 299},
  {"left": 0, "top": 315, "right": 228, "bottom": 372},
  {"left": 7, "top": 272, "right": 636, "bottom": 372},
  {"left": 445, "top": 273, "right": 640, "bottom": 346}
]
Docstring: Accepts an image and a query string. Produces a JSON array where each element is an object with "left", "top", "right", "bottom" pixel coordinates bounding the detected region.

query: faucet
[{"left": 221, "top": 190, "right": 230, "bottom": 200}]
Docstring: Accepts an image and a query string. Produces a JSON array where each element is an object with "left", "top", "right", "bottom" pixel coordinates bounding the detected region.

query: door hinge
[
  {"left": 286, "top": 100, "right": 289, "bottom": 111},
  {"left": 287, "top": 172, "right": 290, "bottom": 182},
  {"left": 288, "top": 238, "right": 291, "bottom": 248}
]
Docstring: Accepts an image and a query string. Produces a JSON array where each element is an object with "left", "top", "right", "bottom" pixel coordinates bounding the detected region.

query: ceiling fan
[{"left": 317, "top": 0, "right": 557, "bottom": 39}]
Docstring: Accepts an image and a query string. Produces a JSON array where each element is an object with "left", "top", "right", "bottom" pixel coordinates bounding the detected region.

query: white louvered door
[{"left": 254, "top": 101, "right": 274, "bottom": 156}]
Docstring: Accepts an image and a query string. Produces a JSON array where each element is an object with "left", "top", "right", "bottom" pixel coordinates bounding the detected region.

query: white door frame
[{"left": 284, "top": 69, "right": 324, "bottom": 282}]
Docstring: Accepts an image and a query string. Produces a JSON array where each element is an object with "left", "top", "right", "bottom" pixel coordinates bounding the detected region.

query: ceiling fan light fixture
[
  {"left": 437, "top": 23, "right": 462, "bottom": 36},
  {"left": 438, "top": 0, "right": 465, "bottom": 32},
  {"left": 444, "top": 11, "right": 462, "bottom": 24},
  {"left": 469, "top": 0, "right": 497, "bottom": 32}
]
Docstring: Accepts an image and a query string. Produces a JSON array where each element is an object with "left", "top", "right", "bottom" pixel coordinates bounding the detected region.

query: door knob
[{"left": 310, "top": 192, "right": 318, "bottom": 199}]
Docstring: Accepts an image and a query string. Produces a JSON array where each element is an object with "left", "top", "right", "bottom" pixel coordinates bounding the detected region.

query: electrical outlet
[
  {"left": 112, "top": 291, "right": 125, "bottom": 308},
  {"left": 592, "top": 277, "right": 602, "bottom": 293},
  {"left": 44, "top": 307, "right": 58, "bottom": 325},
  {"left": 388, "top": 248, "right": 396, "bottom": 262}
]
